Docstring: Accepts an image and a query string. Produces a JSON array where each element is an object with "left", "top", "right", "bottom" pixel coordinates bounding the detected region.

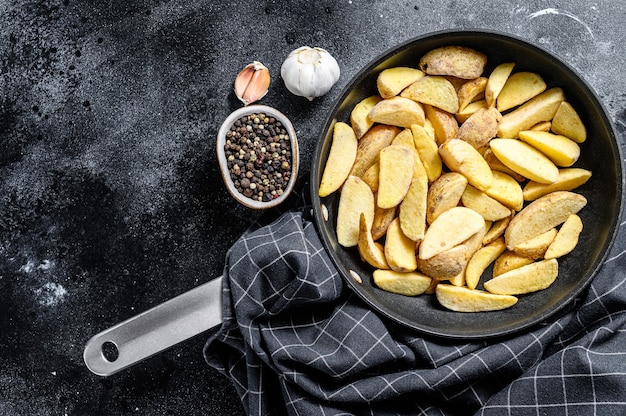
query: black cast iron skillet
[{"left": 310, "top": 29, "right": 623, "bottom": 339}]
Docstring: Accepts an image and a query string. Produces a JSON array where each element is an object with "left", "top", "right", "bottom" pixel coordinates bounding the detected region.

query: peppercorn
[{"left": 225, "top": 112, "right": 293, "bottom": 203}]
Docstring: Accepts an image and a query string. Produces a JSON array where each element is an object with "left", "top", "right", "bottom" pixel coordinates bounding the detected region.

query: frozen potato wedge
[
  {"left": 493, "top": 250, "right": 534, "bottom": 277},
  {"left": 465, "top": 237, "right": 507, "bottom": 290},
  {"left": 456, "top": 99, "right": 487, "bottom": 123},
  {"left": 369, "top": 96, "right": 426, "bottom": 128},
  {"left": 418, "top": 46, "right": 487, "bottom": 79},
  {"left": 411, "top": 123, "right": 442, "bottom": 182},
  {"left": 482, "top": 214, "right": 512, "bottom": 246},
  {"left": 522, "top": 168, "right": 592, "bottom": 201},
  {"left": 426, "top": 172, "right": 468, "bottom": 224},
  {"left": 361, "top": 162, "right": 379, "bottom": 192},
  {"left": 504, "top": 191, "right": 587, "bottom": 250},
  {"left": 371, "top": 202, "right": 396, "bottom": 241},
  {"left": 336, "top": 176, "right": 375, "bottom": 247},
  {"left": 497, "top": 87, "right": 565, "bottom": 139},
  {"left": 439, "top": 138, "right": 494, "bottom": 192},
  {"left": 530, "top": 120, "right": 552, "bottom": 132},
  {"left": 419, "top": 206, "right": 485, "bottom": 260},
  {"left": 424, "top": 104, "right": 459, "bottom": 145},
  {"left": 384, "top": 218, "right": 418, "bottom": 272},
  {"left": 377, "top": 66, "right": 425, "bottom": 99},
  {"left": 350, "top": 125, "right": 401, "bottom": 177},
  {"left": 461, "top": 185, "right": 512, "bottom": 221},
  {"left": 373, "top": 269, "right": 432, "bottom": 296},
  {"left": 496, "top": 71, "right": 547, "bottom": 112},
  {"left": 489, "top": 138, "right": 559, "bottom": 184},
  {"left": 350, "top": 95, "right": 382, "bottom": 139},
  {"left": 512, "top": 228, "right": 558, "bottom": 259},
  {"left": 485, "top": 62, "right": 515, "bottom": 107},
  {"left": 399, "top": 177, "right": 428, "bottom": 241},
  {"left": 484, "top": 258, "right": 558, "bottom": 295},
  {"left": 377, "top": 144, "right": 414, "bottom": 209},
  {"left": 551, "top": 101, "right": 587, "bottom": 143},
  {"left": 484, "top": 171, "right": 524, "bottom": 212},
  {"left": 357, "top": 213, "right": 389, "bottom": 269},
  {"left": 401, "top": 76, "right": 459, "bottom": 114},
  {"left": 457, "top": 106, "right": 502, "bottom": 149},
  {"left": 544, "top": 214, "right": 583, "bottom": 259},
  {"left": 482, "top": 148, "right": 527, "bottom": 182},
  {"left": 518, "top": 130, "right": 580, "bottom": 167},
  {"left": 319, "top": 122, "right": 358, "bottom": 197},
  {"left": 458, "top": 77, "right": 488, "bottom": 111},
  {"left": 436, "top": 284, "right": 518, "bottom": 312},
  {"left": 418, "top": 245, "right": 468, "bottom": 280}
]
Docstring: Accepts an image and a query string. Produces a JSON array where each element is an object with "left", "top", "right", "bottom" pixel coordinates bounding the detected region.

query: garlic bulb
[{"left": 281, "top": 46, "right": 340, "bottom": 101}]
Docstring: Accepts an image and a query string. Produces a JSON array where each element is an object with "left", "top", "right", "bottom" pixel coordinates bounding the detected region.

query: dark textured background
[{"left": 1, "top": 1, "right": 625, "bottom": 415}]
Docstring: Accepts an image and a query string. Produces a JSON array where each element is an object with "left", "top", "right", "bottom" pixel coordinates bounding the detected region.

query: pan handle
[{"left": 83, "top": 276, "right": 223, "bottom": 376}]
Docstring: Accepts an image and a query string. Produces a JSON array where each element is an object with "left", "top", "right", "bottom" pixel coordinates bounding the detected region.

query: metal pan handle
[{"left": 83, "top": 276, "right": 223, "bottom": 376}]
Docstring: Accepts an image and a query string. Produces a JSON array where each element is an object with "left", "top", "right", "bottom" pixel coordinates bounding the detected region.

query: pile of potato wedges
[{"left": 318, "top": 45, "right": 591, "bottom": 312}]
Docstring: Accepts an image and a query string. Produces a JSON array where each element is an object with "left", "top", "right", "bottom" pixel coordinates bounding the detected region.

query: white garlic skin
[{"left": 281, "top": 46, "right": 340, "bottom": 101}]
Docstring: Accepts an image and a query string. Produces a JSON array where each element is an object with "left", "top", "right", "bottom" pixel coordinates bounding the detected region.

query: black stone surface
[{"left": 1, "top": 1, "right": 625, "bottom": 415}]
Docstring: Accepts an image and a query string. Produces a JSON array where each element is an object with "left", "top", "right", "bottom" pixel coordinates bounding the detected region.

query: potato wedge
[
  {"left": 484, "top": 171, "right": 524, "bottom": 211},
  {"left": 461, "top": 185, "right": 512, "bottom": 221},
  {"left": 336, "top": 175, "right": 375, "bottom": 247},
  {"left": 358, "top": 213, "right": 389, "bottom": 269},
  {"left": 482, "top": 148, "right": 527, "bottom": 182},
  {"left": 484, "top": 258, "right": 558, "bottom": 295},
  {"left": 522, "top": 168, "right": 592, "bottom": 201},
  {"left": 418, "top": 245, "right": 468, "bottom": 280},
  {"left": 483, "top": 214, "right": 512, "bottom": 246},
  {"left": 319, "top": 122, "right": 358, "bottom": 197},
  {"left": 456, "top": 99, "right": 487, "bottom": 123},
  {"left": 361, "top": 162, "right": 379, "bottom": 192},
  {"left": 411, "top": 123, "right": 442, "bottom": 182},
  {"left": 489, "top": 138, "right": 559, "bottom": 184},
  {"left": 419, "top": 206, "right": 485, "bottom": 260},
  {"left": 512, "top": 228, "right": 557, "bottom": 259},
  {"left": 504, "top": 191, "right": 587, "bottom": 250},
  {"left": 518, "top": 130, "right": 580, "bottom": 167},
  {"left": 377, "top": 67, "right": 425, "bottom": 99},
  {"left": 439, "top": 138, "right": 494, "bottom": 192},
  {"left": 369, "top": 96, "right": 426, "bottom": 128},
  {"left": 384, "top": 218, "right": 418, "bottom": 272},
  {"left": 401, "top": 76, "right": 459, "bottom": 114},
  {"left": 458, "top": 77, "right": 488, "bottom": 110},
  {"left": 424, "top": 104, "right": 459, "bottom": 146},
  {"left": 496, "top": 71, "right": 547, "bottom": 112},
  {"left": 436, "top": 284, "right": 518, "bottom": 312},
  {"left": 426, "top": 172, "right": 468, "bottom": 224},
  {"left": 457, "top": 106, "right": 502, "bottom": 149},
  {"left": 493, "top": 250, "right": 534, "bottom": 277},
  {"left": 544, "top": 214, "right": 583, "bottom": 259},
  {"left": 530, "top": 120, "right": 551, "bottom": 132},
  {"left": 378, "top": 144, "right": 414, "bottom": 209},
  {"left": 350, "top": 125, "right": 401, "bottom": 177},
  {"left": 418, "top": 46, "right": 487, "bottom": 79},
  {"left": 399, "top": 177, "right": 428, "bottom": 241},
  {"left": 350, "top": 95, "right": 382, "bottom": 139},
  {"left": 497, "top": 87, "right": 565, "bottom": 138},
  {"left": 371, "top": 202, "right": 396, "bottom": 241},
  {"left": 373, "top": 269, "right": 432, "bottom": 296},
  {"left": 485, "top": 62, "right": 515, "bottom": 107},
  {"left": 465, "top": 237, "right": 507, "bottom": 289},
  {"left": 551, "top": 101, "right": 587, "bottom": 143}
]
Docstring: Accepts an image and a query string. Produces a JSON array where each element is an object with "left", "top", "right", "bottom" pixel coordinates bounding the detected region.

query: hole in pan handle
[{"left": 83, "top": 276, "right": 223, "bottom": 376}]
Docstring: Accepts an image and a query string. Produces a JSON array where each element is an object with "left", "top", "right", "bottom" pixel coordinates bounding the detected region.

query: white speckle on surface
[
  {"left": 34, "top": 282, "right": 68, "bottom": 307},
  {"left": 19, "top": 260, "right": 35, "bottom": 273},
  {"left": 528, "top": 8, "right": 594, "bottom": 38}
]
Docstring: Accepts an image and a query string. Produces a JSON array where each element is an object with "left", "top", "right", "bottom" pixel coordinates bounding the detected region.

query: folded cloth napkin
[{"left": 204, "top": 187, "right": 626, "bottom": 415}]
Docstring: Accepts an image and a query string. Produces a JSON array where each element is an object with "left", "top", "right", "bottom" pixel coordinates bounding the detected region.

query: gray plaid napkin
[{"left": 204, "top": 194, "right": 626, "bottom": 415}]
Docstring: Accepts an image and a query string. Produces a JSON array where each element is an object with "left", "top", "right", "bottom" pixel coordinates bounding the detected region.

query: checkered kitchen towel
[{"left": 204, "top": 193, "right": 626, "bottom": 415}]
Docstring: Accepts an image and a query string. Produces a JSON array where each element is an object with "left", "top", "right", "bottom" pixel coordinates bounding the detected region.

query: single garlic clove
[{"left": 234, "top": 61, "right": 271, "bottom": 106}]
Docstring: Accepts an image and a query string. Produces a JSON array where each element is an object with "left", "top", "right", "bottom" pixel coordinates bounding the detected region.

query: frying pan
[{"left": 84, "top": 30, "right": 623, "bottom": 376}]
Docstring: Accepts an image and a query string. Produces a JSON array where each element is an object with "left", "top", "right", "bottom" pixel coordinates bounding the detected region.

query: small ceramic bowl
[{"left": 216, "top": 104, "right": 299, "bottom": 209}]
